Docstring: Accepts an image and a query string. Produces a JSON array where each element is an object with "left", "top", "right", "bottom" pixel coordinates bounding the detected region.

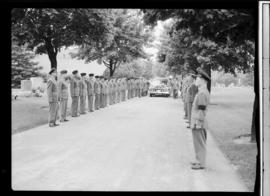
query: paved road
[{"left": 12, "top": 96, "right": 248, "bottom": 191}]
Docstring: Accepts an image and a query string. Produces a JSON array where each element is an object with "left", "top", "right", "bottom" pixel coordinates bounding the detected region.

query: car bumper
[{"left": 150, "top": 93, "right": 170, "bottom": 97}]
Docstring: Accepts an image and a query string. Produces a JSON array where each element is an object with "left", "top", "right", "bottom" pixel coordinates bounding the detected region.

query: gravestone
[
  {"left": 21, "top": 80, "right": 32, "bottom": 91},
  {"left": 30, "top": 77, "right": 44, "bottom": 89}
]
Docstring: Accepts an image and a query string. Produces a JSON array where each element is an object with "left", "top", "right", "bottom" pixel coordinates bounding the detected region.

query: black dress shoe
[
  {"left": 54, "top": 123, "right": 59, "bottom": 126},
  {"left": 49, "top": 124, "right": 56, "bottom": 127},
  {"left": 187, "top": 126, "right": 191, "bottom": 128},
  {"left": 64, "top": 119, "right": 69, "bottom": 122}
]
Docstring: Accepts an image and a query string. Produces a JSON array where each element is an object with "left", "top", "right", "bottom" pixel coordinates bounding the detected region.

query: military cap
[
  {"left": 95, "top": 76, "right": 99, "bottom": 78},
  {"left": 72, "top": 70, "right": 78, "bottom": 75},
  {"left": 196, "top": 67, "right": 211, "bottom": 81},
  {"left": 60, "top": 70, "right": 67, "bottom": 74},
  {"left": 49, "top": 68, "right": 57, "bottom": 75},
  {"left": 81, "top": 73, "right": 86, "bottom": 76},
  {"left": 89, "top": 73, "right": 94, "bottom": 76}
]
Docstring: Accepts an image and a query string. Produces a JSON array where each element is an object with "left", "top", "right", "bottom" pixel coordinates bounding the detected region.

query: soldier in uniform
[
  {"left": 127, "top": 78, "right": 131, "bottom": 99},
  {"left": 172, "top": 78, "right": 178, "bottom": 99},
  {"left": 108, "top": 78, "right": 112, "bottom": 105},
  {"left": 58, "top": 70, "right": 69, "bottom": 122},
  {"left": 104, "top": 78, "right": 108, "bottom": 107},
  {"left": 183, "top": 75, "right": 190, "bottom": 120},
  {"left": 123, "top": 78, "right": 128, "bottom": 101},
  {"left": 186, "top": 71, "right": 198, "bottom": 128},
  {"left": 94, "top": 76, "right": 101, "bottom": 110},
  {"left": 47, "top": 68, "right": 60, "bottom": 127},
  {"left": 86, "top": 73, "right": 95, "bottom": 112},
  {"left": 116, "top": 78, "right": 121, "bottom": 103},
  {"left": 111, "top": 78, "right": 115, "bottom": 104},
  {"left": 190, "top": 67, "right": 211, "bottom": 170},
  {"left": 139, "top": 78, "right": 143, "bottom": 97},
  {"left": 99, "top": 76, "right": 104, "bottom": 108},
  {"left": 121, "top": 78, "right": 125, "bottom": 101},
  {"left": 70, "top": 70, "right": 80, "bottom": 117},
  {"left": 79, "top": 73, "right": 87, "bottom": 114}
]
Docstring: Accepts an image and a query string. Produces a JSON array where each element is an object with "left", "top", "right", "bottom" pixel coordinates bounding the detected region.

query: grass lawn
[
  {"left": 12, "top": 95, "right": 72, "bottom": 134},
  {"left": 208, "top": 86, "right": 257, "bottom": 191}
]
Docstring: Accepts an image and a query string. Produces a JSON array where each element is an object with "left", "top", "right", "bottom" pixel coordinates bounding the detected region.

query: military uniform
[
  {"left": 186, "top": 83, "right": 198, "bottom": 127},
  {"left": 47, "top": 75, "right": 59, "bottom": 126},
  {"left": 58, "top": 76, "right": 69, "bottom": 122},
  {"left": 183, "top": 78, "right": 189, "bottom": 119},
  {"left": 100, "top": 79, "right": 104, "bottom": 108},
  {"left": 79, "top": 75, "right": 87, "bottom": 114},
  {"left": 86, "top": 75, "right": 95, "bottom": 112},
  {"left": 104, "top": 80, "right": 108, "bottom": 107},
  {"left": 94, "top": 78, "right": 101, "bottom": 110},
  {"left": 190, "top": 67, "right": 211, "bottom": 169},
  {"left": 116, "top": 80, "right": 120, "bottom": 103},
  {"left": 127, "top": 79, "right": 131, "bottom": 99},
  {"left": 112, "top": 79, "right": 116, "bottom": 104},
  {"left": 70, "top": 74, "right": 80, "bottom": 117},
  {"left": 108, "top": 80, "right": 112, "bottom": 105}
]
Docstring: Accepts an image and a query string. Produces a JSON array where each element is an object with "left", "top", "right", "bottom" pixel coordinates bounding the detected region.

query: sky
[{"left": 33, "top": 19, "right": 170, "bottom": 75}]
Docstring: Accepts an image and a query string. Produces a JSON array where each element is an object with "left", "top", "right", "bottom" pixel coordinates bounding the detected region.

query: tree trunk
[
  {"left": 109, "top": 68, "right": 114, "bottom": 77},
  {"left": 202, "top": 64, "right": 211, "bottom": 93},
  {"left": 48, "top": 52, "right": 57, "bottom": 69},
  {"left": 45, "top": 38, "right": 58, "bottom": 69}
]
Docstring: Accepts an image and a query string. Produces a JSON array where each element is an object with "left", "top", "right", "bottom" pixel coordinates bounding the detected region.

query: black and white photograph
[{"left": 8, "top": 1, "right": 267, "bottom": 193}]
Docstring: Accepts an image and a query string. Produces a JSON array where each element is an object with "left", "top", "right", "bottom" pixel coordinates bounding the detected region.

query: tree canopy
[
  {"left": 71, "top": 9, "right": 151, "bottom": 77},
  {"left": 12, "top": 36, "right": 42, "bottom": 88},
  {"left": 12, "top": 8, "right": 113, "bottom": 69},
  {"left": 142, "top": 9, "right": 255, "bottom": 91}
]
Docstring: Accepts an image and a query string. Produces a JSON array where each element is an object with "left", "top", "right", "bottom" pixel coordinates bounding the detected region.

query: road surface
[{"left": 12, "top": 96, "right": 248, "bottom": 191}]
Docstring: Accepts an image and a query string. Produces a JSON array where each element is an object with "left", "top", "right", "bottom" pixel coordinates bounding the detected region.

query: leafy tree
[
  {"left": 143, "top": 9, "right": 255, "bottom": 92},
  {"left": 12, "top": 8, "right": 112, "bottom": 69},
  {"left": 12, "top": 37, "right": 42, "bottom": 88},
  {"left": 143, "top": 9, "right": 259, "bottom": 145},
  {"left": 71, "top": 9, "right": 151, "bottom": 77}
]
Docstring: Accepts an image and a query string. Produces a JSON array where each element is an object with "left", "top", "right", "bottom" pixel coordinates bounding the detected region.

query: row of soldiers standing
[{"left": 47, "top": 68, "right": 150, "bottom": 127}]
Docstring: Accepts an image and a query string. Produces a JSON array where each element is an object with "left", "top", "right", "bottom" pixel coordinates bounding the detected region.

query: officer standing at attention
[
  {"left": 186, "top": 71, "right": 198, "bottom": 128},
  {"left": 47, "top": 68, "right": 60, "bottom": 127},
  {"left": 116, "top": 78, "right": 121, "bottom": 103},
  {"left": 190, "top": 67, "right": 211, "bottom": 170},
  {"left": 94, "top": 76, "right": 100, "bottom": 110},
  {"left": 124, "top": 78, "right": 128, "bottom": 101},
  {"left": 127, "top": 78, "right": 131, "bottom": 99},
  {"left": 79, "top": 73, "right": 87, "bottom": 114},
  {"left": 70, "top": 70, "right": 80, "bottom": 117},
  {"left": 108, "top": 78, "right": 112, "bottom": 105},
  {"left": 120, "top": 78, "right": 125, "bottom": 102},
  {"left": 86, "top": 73, "right": 95, "bottom": 112},
  {"left": 104, "top": 78, "right": 109, "bottom": 107},
  {"left": 58, "top": 70, "right": 69, "bottom": 122},
  {"left": 99, "top": 76, "right": 104, "bottom": 108},
  {"left": 111, "top": 78, "right": 115, "bottom": 104},
  {"left": 183, "top": 75, "right": 190, "bottom": 120}
]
